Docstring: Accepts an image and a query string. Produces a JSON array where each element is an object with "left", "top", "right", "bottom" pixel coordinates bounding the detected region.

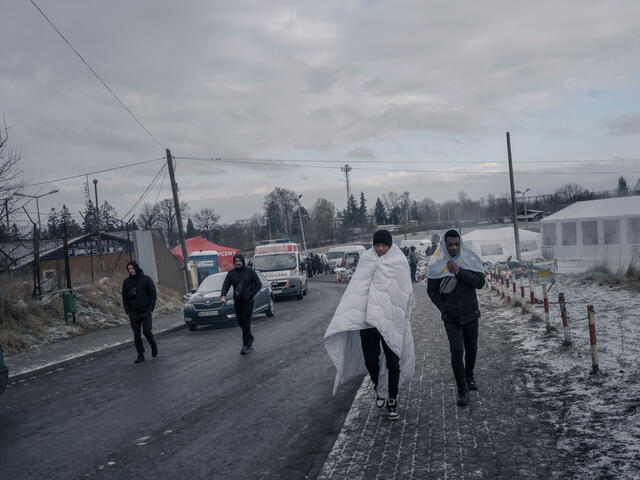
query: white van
[
  {"left": 326, "top": 245, "right": 366, "bottom": 273},
  {"left": 253, "top": 241, "right": 307, "bottom": 300}
]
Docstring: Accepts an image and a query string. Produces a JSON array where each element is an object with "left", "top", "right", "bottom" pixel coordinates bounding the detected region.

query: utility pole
[
  {"left": 506, "top": 132, "right": 522, "bottom": 262},
  {"left": 297, "top": 194, "right": 307, "bottom": 252},
  {"left": 166, "top": 149, "right": 193, "bottom": 291},
  {"left": 93, "top": 179, "right": 105, "bottom": 272},
  {"left": 62, "top": 214, "right": 76, "bottom": 322},
  {"left": 341, "top": 164, "right": 352, "bottom": 205}
]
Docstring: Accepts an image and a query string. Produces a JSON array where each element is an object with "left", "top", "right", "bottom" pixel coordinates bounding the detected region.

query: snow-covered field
[{"left": 480, "top": 271, "right": 640, "bottom": 479}]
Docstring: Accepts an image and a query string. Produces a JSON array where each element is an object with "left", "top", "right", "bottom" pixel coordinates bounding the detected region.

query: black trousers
[
  {"left": 234, "top": 299, "right": 254, "bottom": 347},
  {"left": 129, "top": 311, "right": 157, "bottom": 355},
  {"left": 410, "top": 265, "right": 417, "bottom": 282},
  {"left": 443, "top": 319, "right": 478, "bottom": 393},
  {"left": 360, "top": 327, "right": 400, "bottom": 399}
]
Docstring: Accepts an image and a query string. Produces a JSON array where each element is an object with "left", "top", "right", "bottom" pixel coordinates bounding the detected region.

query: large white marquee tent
[
  {"left": 462, "top": 227, "right": 541, "bottom": 263},
  {"left": 540, "top": 196, "right": 640, "bottom": 272}
]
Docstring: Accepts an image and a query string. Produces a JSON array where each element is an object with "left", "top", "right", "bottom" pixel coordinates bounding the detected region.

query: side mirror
[{"left": 190, "top": 289, "right": 197, "bottom": 294}]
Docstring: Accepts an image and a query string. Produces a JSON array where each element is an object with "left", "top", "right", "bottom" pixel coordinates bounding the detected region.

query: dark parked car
[
  {"left": 183, "top": 271, "right": 274, "bottom": 331},
  {"left": 0, "top": 343, "right": 8, "bottom": 395}
]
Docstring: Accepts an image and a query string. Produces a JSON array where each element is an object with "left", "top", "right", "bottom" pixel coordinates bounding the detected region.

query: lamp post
[
  {"left": 515, "top": 188, "right": 531, "bottom": 225},
  {"left": 15, "top": 189, "right": 59, "bottom": 233},
  {"left": 297, "top": 194, "right": 307, "bottom": 252}
]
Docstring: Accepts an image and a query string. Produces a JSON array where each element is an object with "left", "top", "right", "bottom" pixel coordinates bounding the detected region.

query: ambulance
[{"left": 253, "top": 241, "right": 308, "bottom": 300}]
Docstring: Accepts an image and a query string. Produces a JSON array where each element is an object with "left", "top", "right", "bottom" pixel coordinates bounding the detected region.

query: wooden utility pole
[
  {"left": 506, "top": 132, "right": 522, "bottom": 262},
  {"left": 166, "top": 149, "right": 193, "bottom": 291}
]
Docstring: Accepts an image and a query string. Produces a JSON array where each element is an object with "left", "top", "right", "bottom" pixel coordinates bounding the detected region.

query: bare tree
[
  {"left": 193, "top": 207, "right": 220, "bottom": 240},
  {"left": 137, "top": 202, "right": 161, "bottom": 230},
  {"left": 0, "top": 116, "right": 24, "bottom": 232}
]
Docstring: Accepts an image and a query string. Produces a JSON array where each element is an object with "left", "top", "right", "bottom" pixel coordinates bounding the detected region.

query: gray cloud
[{"left": 606, "top": 114, "right": 640, "bottom": 136}]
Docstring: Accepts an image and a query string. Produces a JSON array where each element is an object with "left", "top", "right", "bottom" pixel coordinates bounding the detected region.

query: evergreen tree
[
  {"left": 374, "top": 197, "right": 387, "bottom": 225},
  {"left": 618, "top": 176, "right": 629, "bottom": 196},
  {"left": 358, "top": 192, "right": 367, "bottom": 225},
  {"left": 186, "top": 217, "right": 196, "bottom": 238}
]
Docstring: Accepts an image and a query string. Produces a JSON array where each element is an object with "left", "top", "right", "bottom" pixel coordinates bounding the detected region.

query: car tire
[
  {"left": 266, "top": 297, "right": 275, "bottom": 317},
  {"left": 296, "top": 291, "right": 303, "bottom": 300},
  {"left": 187, "top": 323, "right": 197, "bottom": 331}
]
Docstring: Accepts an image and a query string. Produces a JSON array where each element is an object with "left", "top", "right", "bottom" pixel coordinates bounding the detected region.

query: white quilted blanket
[{"left": 323, "top": 244, "right": 415, "bottom": 396}]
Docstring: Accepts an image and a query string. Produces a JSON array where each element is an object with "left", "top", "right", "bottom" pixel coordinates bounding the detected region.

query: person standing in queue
[
  {"left": 220, "top": 254, "right": 262, "bottom": 355},
  {"left": 324, "top": 230, "right": 415, "bottom": 421},
  {"left": 122, "top": 261, "right": 158, "bottom": 364},
  {"left": 426, "top": 229, "right": 485, "bottom": 407}
]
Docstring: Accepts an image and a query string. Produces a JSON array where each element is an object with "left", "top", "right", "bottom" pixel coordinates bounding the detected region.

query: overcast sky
[{"left": 2, "top": 0, "right": 640, "bottom": 227}]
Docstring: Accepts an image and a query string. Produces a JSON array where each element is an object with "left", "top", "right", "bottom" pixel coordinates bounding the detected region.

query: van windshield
[
  {"left": 327, "top": 251, "right": 345, "bottom": 259},
  {"left": 254, "top": 253, "right": 297, "bottom": 272}
]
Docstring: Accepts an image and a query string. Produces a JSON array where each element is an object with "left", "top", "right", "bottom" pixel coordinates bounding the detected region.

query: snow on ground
[{"left": 479, "top": 271, "right": 640, "bottom": 479}]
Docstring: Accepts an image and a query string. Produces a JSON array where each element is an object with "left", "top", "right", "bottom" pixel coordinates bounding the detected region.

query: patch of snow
[{"left": 480, "top": 271, "right": 640, "bottom": 479}]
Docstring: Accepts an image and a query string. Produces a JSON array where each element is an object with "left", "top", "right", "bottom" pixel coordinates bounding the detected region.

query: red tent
[{"left": 171, "top": 236, "right": 241, "bottom": 272}]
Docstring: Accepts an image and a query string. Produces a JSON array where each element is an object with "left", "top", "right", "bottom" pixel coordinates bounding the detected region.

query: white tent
[
  {"left": 462, "top": 227, "right": 540, "bottom": 263},
  {"left": 540, "top": 196, "right": 640, "bottom": 272}
]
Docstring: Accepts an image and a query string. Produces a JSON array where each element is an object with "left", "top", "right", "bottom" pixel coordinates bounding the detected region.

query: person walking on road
[
  {"left": 408, "top": 246, "right": 418, "bottom": 283},
  {"left": 220, "top": 254, "right": 262, "bottom": 355},
  {"left": 324, "top": 229, "right": 415, "bottom": 421},
  {"left": 426, "top": 229, "right": 485, "bottom": 407},
  {"left": 122, "top": 261, "right": 158, "bottom": 364}
]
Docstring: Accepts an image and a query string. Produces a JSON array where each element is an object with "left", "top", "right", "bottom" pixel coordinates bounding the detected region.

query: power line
[
  {"left": 24, "top": 157, "right": 165, "bottom": 187},
  {"left": 177, "top": 155, "right": 640, "bottom": 165},
  {"left": 28, "top": 0, "right": 165, "bottom": 151},
  {"left": 121, "top": 164, "right": 167, "bottom": 220},
  {"left": 174, "top": 155, "right": 640, "bottom": 176}
]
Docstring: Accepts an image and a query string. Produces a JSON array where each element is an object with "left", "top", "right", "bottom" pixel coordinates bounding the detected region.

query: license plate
[
  {"left": 273, "top": 290, "right": 282, "bottom": 294},
  {"left": 199, "top": 310, "right": 218, "bottom": 317}
]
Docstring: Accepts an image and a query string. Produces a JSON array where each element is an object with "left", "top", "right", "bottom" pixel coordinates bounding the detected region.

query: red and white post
[
  {"left": 512, "top": 274, "right": 517, "bottom": 300},
  {"left": 558, "top": 292, "right": 571, "bottom": 345},
  {"left": 501, "top": 272, "right": 505, "bottom": 298},
  {"left": 542, "top": 283, "right": 551, "bottom": 333},
  {"left": 506, "top": 274, "right": 511, "bottom": 303},
  {"left": 520, "top": 280, "right": 526, "bottom": 312},
  {"left": 588, "top": 305, "right": 599, "bottom": 373},
  {"left": 529, "top": 277, "right": 535, "bottom": 306}
]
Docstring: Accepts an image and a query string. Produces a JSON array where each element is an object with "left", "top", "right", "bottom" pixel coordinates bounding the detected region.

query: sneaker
[
  {"left": 457, "top": 389, "right": 469, "bottom": 406},
  {"left": 240, "top": 345, "right": 251, "bottom": 355},
  {"left": 387, "top": 398, "right": 399, "bottom": 421},
  {"left": 134, "top": 354, "right": 145, "bottom": 364},
  {"left": 151, "top": 345, "right": 158, "bottom": 358},
  {"left": 466, "top": 377, "right": 478, "bottom": 391},
  {"left": 374, "top": 386, "right": 386, "bottom": 408}
]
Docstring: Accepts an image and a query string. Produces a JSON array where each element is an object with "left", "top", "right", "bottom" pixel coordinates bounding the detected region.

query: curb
[{"left": 8, "top": 323, "right": 186, "bottom": 383}]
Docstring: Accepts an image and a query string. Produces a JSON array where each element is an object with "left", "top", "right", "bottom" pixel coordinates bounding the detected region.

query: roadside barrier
[
  {"left": 542, "top": 284, "right": 551, "bottom": 334},
  {"left": 506, "top": 275, "right": 511, "bottom": 303},
  {"left": 588, "top": 305, "right": 599, "bottom": 373},
  {"left": 558, "top": 292, "right": 571, "bottom": 345}
]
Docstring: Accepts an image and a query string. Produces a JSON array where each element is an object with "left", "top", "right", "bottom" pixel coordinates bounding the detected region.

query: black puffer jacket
[
  {"left": 220, "top": 254, "right": 262, "bottom": 304},
  {"left": 122, "top": 262, "right": 157, "bottom": 314},
  {"left": 427, "top": 268, "right": 485, "bottom": 325}
]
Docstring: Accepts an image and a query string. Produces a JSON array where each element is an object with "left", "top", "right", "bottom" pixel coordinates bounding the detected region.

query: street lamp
[
  {"left": 515, "top": 188, "right": 531, "bottom": 225},
  {"left": 15, "top": 189, "right": 59, "bottom": 232},
  {"left": 297, "top": 194, "right": 307, "bottom": 252}
]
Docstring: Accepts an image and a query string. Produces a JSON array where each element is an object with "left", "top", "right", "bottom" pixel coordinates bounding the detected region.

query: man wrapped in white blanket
[{"left": 324, "top": 230, "right": 415, "bottom": 421}]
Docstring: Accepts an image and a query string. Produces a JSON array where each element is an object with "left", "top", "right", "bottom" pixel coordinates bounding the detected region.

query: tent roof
[
  {"left": 170, "top": 236, "right": 240, "bottom": 263},
  {"left": 463, "top": 227, "right": 539, "bottom": 242},
  {"left": 542, "top": 196, "right": 640, "bottom": 222}
]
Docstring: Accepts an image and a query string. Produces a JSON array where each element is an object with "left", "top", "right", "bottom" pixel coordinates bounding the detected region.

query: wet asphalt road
[{"left": 0, "top": 276, "right": 361, "bottom": 480}]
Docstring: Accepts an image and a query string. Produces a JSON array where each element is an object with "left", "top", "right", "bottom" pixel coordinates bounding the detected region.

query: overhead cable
[{"left": 28, "top": 0, "right": 165, "bottom": 151}]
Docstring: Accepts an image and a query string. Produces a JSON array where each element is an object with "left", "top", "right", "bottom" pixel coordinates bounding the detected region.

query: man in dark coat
[
  {"left": 221, "top": 254, "right": 262, "bottom": 355},
  {"left": 426, "top": 230, "right": 485, "bottom": 406},
  {"left": 122, "top": 261, "right": 158, "bottom": 364}
]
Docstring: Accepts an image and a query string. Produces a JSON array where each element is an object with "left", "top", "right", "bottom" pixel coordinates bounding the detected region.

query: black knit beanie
[{"left": 373, "top": 229, "right": 393, "bottom": 248}]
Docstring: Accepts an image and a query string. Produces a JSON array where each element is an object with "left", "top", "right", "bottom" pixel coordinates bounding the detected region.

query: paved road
[{"left": 0, "top": 276, "right": 360, "bottom": 480}]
